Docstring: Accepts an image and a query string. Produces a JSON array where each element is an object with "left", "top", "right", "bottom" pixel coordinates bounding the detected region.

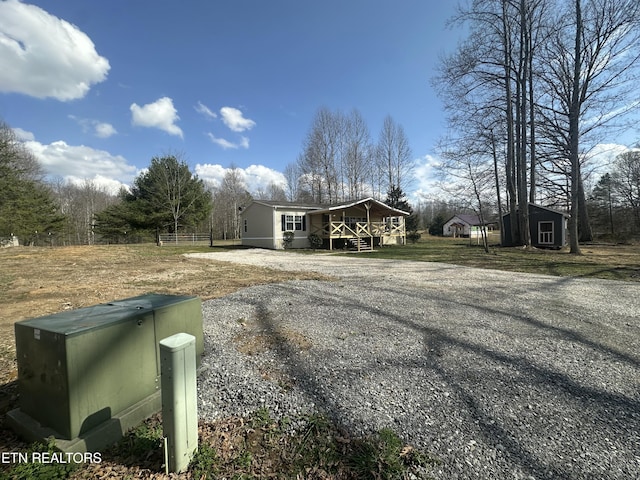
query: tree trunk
[
  {"left": 517, "top": 0, "right": 531, "bottom": 247},
  {"left": 568, "top": 0, "right": 582, "bottom": 255},
  {"left": 502, "top": 0, "right": 519, "bottom": 245},
  {"left": 491, "top": 132, "right": 505, "bottom": 245},
  {"left": 578, "top": 176, "right": 593, "bottom": 242}
]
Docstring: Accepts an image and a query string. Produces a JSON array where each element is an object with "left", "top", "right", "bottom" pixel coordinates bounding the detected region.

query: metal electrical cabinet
[{"left": 8, "top": 293, "right": 203, "bottom": 451}]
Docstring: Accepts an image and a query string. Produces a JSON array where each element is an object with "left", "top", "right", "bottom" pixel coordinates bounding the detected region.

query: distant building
[
  {"left": 502, "top": 203, "right": 570, "bottom": 248},
  {"left": 443, "top": 214, "right": 489, "bottom": 238}
]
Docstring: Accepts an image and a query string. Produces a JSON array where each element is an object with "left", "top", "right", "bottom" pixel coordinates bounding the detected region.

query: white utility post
[{"left": 159, "top": 332, "right": 198, "bottom": 473}]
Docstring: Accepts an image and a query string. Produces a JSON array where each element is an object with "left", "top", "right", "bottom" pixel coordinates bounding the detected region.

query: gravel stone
[{"left": 189, "top": 249, "right": 640, "bottom": 480}]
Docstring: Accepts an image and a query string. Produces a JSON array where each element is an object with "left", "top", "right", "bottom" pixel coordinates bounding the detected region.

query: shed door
[{"left": 538, "top": 221, "right": 554, "bottom": 244}]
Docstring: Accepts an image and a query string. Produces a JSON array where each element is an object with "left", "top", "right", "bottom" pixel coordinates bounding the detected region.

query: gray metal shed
[{"left": 502, "top": 203, "right": 569, "bottom": 248}]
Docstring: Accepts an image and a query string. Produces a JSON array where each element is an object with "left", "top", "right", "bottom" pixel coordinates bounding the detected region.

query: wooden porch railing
[{"left": 314, "top": 221, "right": 404, "bottom": 238}]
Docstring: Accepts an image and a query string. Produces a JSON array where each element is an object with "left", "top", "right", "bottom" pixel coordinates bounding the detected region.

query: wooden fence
[{"left": 158, "top": 233, "right": 213, "bottom": 246}]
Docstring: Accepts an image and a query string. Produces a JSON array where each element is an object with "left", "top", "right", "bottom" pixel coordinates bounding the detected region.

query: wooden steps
[{"left": 347, "top": 238, "right": 372, "bottom": 251}]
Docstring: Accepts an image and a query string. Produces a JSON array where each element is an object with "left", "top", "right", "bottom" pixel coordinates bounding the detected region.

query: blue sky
[
  {"left": 4, "top": 1, "right": 634, "bottom": 204},
  {"left": 0, "top": 0, "right": 465, "bottom": 199}
]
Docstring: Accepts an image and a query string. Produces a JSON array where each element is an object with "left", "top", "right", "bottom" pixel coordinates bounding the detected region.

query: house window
[
  {"left": 244, "top": 219, "right": 247, "bottom": 233},
  {"left": 282, "top": 214, "right": 305, "bottom": 231},
  {"left": 345, "top": 217, "right": 366, "bottom": 230},
  {"left": 539, "top": 221, "right": 554, "bottom": 244}
]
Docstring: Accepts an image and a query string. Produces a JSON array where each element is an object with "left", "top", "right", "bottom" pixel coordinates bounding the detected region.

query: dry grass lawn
[{"left": 0, "top": 244, "right": 327, "bottom": 388}]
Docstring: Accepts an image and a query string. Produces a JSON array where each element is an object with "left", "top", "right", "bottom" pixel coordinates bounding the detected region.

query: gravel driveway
[{"left": 187, "top": 249, "right": 640, "bottom": 480}]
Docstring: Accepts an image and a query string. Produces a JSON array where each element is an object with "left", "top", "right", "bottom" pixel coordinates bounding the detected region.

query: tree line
[
  {"left": 589, "top": 151, "right": 640, "bottom": 240},
  {"left": 287, "top": 107, "right": 414, "bottom": 205},
  {"left": 0, "top": 122, "right": 65, "bottom": 245},
  {"left": 433, "top": 0, "right": 640, "bottom": 254},
  {"left": 1, "top": 112, "right": 638, "bottom": 247},
  {"left": 0, "top": 104, "right": 424, "bottom": 245},
  {"left": 0, "top": 121, "right": 213, "bottom": 245}
]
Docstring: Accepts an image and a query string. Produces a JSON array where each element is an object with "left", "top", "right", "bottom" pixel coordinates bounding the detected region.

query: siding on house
[
  {"left": 275, "top": 210, "right": 310, "bottom": 249},
  {"left": 240, "top": 202, "right": 276, "bottom": 249},
  {"left": 443, "top": 214, "right": 485, "bottom": 237},
  {"left": 241, "top": 201, "right": 317, "bottom": 249}
]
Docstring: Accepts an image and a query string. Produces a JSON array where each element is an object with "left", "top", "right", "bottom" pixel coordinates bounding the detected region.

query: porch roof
[{"left": 307, "top": 197, "right": 410, "bottom": 217}]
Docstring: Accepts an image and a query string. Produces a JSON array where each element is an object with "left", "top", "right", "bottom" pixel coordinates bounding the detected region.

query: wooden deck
[{"left": 312, "top": 221, "right": 406, "bottom": 251}]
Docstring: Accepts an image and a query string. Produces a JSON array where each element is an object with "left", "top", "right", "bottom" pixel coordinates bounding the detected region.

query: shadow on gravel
[{"left": 236, "top": 281, "right": 640, "bottom": 479}]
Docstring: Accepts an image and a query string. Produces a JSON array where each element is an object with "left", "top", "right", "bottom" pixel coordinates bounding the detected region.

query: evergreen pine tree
[
  {"left": 384, "top": 185, "right": 421, "bottom": 243},
  {"left": 0, "top": 121, "right": 66, "bottom": 244}
]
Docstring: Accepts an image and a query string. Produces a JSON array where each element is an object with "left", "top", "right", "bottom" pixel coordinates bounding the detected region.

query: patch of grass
[
  {"left": 0, "top": 272, "right": 14, "bottom": 301},
  {"left": 190, "top": 442, "right": 219, "bottom": 480},
  {"left": 43, "top": 409, "right": 436, "bottom": 479},
  {"left": 346, "top": 428, "right": 438, "bottom": 479},
  {"left": 352, "top": 235, "right": 640, "bottom": 281},
  {"left": 0, "top": 438, "right": 80, "bottom": 480},
  {"left": 193, "top": 409, "right": 438, "bottom": 479},
  {"left": 0, "top": 244, "right": 329, "bottom": 325},
  {"left": 110, "top": 415, "right": 164, "bottom": 458}
]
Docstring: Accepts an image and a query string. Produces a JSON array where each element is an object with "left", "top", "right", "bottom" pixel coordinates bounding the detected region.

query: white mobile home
[{"left": 240, "top": 198, "right": 409, "bottom": 251}]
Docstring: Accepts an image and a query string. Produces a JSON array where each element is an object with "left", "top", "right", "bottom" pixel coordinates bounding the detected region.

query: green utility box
[{"left": 8, "top": 294, "right": 203, "bottom": 452}]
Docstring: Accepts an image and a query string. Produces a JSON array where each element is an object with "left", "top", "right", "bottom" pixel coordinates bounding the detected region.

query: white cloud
[
  {"left": 238, "top": 136, "right": 250, "bottom": 149},
  {"left": 195, "top": 101, "right": 217, "bottom": 119},
  {"left": 411, "top": 154, "right": 444, "bottom": 201},
  {"left": 63, "top": 174, "right": 129, "bottom": 196},
  {"left": 206, "top": 133, "right": 236, "bottom": 150},
  {"left": 69, "top": 115, "right": 117, "bottom": 138},
  {"left": 0, "top": 0, "right": 109, "bottom": 100},
  {"left": 195, "top": 163, "right": 286, "bottom": 194},
  {"left": 130, "top": 97, "right": 183, "bottom": 138},
  {"left": 244, "top": 164, "right": 287, "bottom": 191},
  {"left": 220, "top": 107, "right": 256, "bottom": 132},
  {"left": 94, "top": 122, "right": 117, "bottom": 138},
  {"left": 12, "top": 127, "right": 35, "bottom": 141},
  {"left": 194, "top": 164, "right": 228, "bottom": 188},
  {"left": 585, "top": 143, "right": 629, "bottom": 168},
  {"left": 206, "top": 132, "right": 250, "bottom": 150},
  {"left": 23, "top": 139, "right": 138, "bottom": 194}
]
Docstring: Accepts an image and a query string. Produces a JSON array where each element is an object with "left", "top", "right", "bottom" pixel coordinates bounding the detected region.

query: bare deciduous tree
[
  {"left": 375, "top": 115, "right": 414, "bottom": 196},
  {"left": 211, "top": 167, "right": 252, "bottom": 240},
  {"left": 51, "top": 179, "right": 117, "bottom": 245},
  {"left": 436, "top": 135, "right": 496, "bottom": 252},
  {"left": 437, "top": 0, "right": 640, "bottom": 253},
  {"left": 297, "top": 107, "right": 342, "bottom": 204},
  {"left": 343, "top": 109, "right": 373, "bottom": 200},
  {"left": 296, "top": 108, "right": 410, "bottom": 204},
  {"left": 537, "top": 0, "right": 640, "bottom": 253},
  {"left": 612, "top": 150, "right": 640, "bottom": 229},
  {"left": 283, "top": 162, "right": 302, "bottom": 202}
]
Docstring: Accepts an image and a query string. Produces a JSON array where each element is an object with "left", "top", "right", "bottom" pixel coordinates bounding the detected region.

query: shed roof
[
  {"left": 502, "top": 203, "right": 570, "bottom": 218},
  {"left": 446, "top": 214, "right": 485, "bottom": 226}
]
